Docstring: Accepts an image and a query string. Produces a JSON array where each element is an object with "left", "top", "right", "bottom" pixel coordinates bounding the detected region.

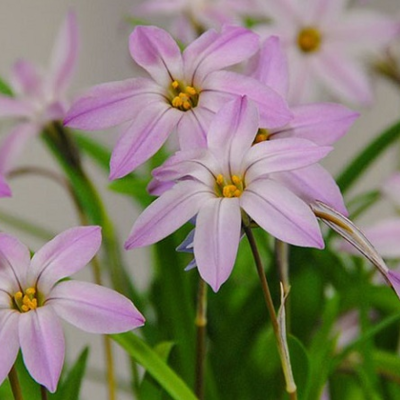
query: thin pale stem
[
  {"left": 40, "top": 385, "right": 48, "bottom": 400},
  {"left": 194, "top": 277, "right": 208, "bottom": 400},
  {"left": 41, "top": 123, "right": 117, "bottom": 400},
  {"left": 8, "top": 366, "right": 24, "bottom": 400},
  {"left": 244, "top": 226, "right": 298, "bottom": 400}
]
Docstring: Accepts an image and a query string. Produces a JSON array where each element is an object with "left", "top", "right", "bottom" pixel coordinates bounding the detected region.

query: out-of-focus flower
[
  {"left": 133, "top": 0, "right": 259, "bottom": 44},
  {"left": 0, "top": 226, "right": 144, "bottom": 392},
  {"left": 65, "top": 25, "right": 292, "bottom": 179},
  {"left": 255, "top": 0, "right": 400, "bottom": 105},
  {"left": 247, "top": 36, "right": 358, "bottom": 215},
  {"left": 339, "top": 173, "right": 400, "bottom": 260},
  {"left": 0, "top": 12, "right": 78, "bottom": 175},
  {"left": 126, "top": 96, "right": 332, "bottom": 291}
]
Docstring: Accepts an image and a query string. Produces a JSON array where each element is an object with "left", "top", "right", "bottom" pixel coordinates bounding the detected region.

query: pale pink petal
[
  {"left": 202, "top": 71, "right": 292, "bottom": 128},
  {"left": 29, "top": 226, "right": 101, "bottom": 296},
  {"left": 194, "top": 198, "right": 241, "bottom": 292},
  {"left": 64, "top": 78, "right": 164, "bottom": 130},
  {"left": 386, "top": 270, "right": 400, "bottom": 301},
  {"left": 272, "top": 103, "right": 358, "bottom": 145},
  {"left": 207, "top": 96, "right": 259, "bottom": 174},
  {"left": 243, "top": 138, "right": 332, "bottom": 184},
  {"left": 177, "top": 107, "right": 213, "bottom": 150},
  {"left": 11, "top": 60, "right": 42, "bottom": 97},
  {"left": 0, "top": 233, "right": 30, "bottom": 293},
  {"left": 241, "top": 180, "right": 324, "bottom": 248},
  {"left": 47, "top": 281, "right": 144, "bottom": 333},
  {"left": 0, "top": 122, "right": 40, "bottom": 175},
  {"left": 184, "top": 25, "right": 259, "bottom": 85},
  {"left": 311, "top": 48, "right": 373, "bottom": 105},
  {"left": 260, "top": 0, "right": 300, "bottom": 24},
  {"left": 0, "top": 311, "right": 20, "bottom": 386},
  {"left": 147, "top": 178, "right": 175, "bottom": 196},
  {"left": 125, "top": 181, "right": 213, "bottom": 249},
  {"left": 250, "top": 36, "right": 289, "bottom": 98},
  {"left": 129, "top": 26, "right": 183, "bottom": 87},
  {"left": 19, "top": 307, "right": 64, "bottom": 393},
  {"left": 382, "top": 173, "right": 400, "bottom": 209},
  {"left": 48, "top": 11, "right": 79, "bottom": 94},
  {"left": 329, "top": 10, "right": 400, "bottom": 50},
  {"left": 0, "top": 96, "right": 33, "bottom": 118},
  {"left": 271, "top": 164, "right": 348, "bottom": 215},
  {"left": 305, "top": 0, "right": 347, "bottom": 23},
  {"left": 110, "top": 104, "right": 181, "bottom": 179},
  {"left": 0, "top": 175, "right": 11, "bottom": 198},
  {"left": 346, "top": 219, "right": 400, "bottom": 259}
]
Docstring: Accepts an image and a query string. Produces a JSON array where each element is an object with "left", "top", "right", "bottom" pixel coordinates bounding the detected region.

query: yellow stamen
[
  {"left": 297, "top": 27, "right": 322, "bottom": 53},
  {"left": 14, "top": 291, "right": 23, "bottom": 301},
  {"left": 254, "top": 129, "right": 271, "bottom": 144},
  {"left": 183, "top": 101, "right": 191, "bottom": 110},
  {"left": 13, "top": 287, "right": 38, "bottom": 312},
  {"left": 172, "top": 96, "right": 183, "bottom": 108},
  {"left": 172, "top": 80, "right": 179, "bottom": 89},
  {"left": 185, "top": 86, "right": 197, "bottom": 96},
  {"left": 232, "top": 175, "right": 241, "bottom": 185},
  {"left": 26, "top": 287, "right": 36, "bottom": 295},
  {"left": 21, "top": 305, "right": 29, "bottom": 312},
  {"left": 216, "top": 174, "right": 224, "bottom": 185}
]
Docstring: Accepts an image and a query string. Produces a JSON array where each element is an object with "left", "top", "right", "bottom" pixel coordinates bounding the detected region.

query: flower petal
[
  {"left": 11, "top": 60, "right": 42, "bottom": 97},
  {"left": 0, "top": 96, "right": 33, "bottom": 119},
  {"left": 0, "top": 233, "right": 30, "bottom": 293},
  {"left": 382, "top": 173, "right": 400, "bottom": 209},
  {"left": 0, "top": 175, "right": 11, "bottom": 198},
  {"left": 250, "top": 36, "right": 289, "bottom": 98},
  {"left": 243, "top": 138, "right": 331, "bottom": 184},
  {"left": 241, "top": 180, "right": 323, "bottom": 248},
  {"left": 202, "top": 71, "right": 292, "bottom": 128},
  {"left": 194, "top": 198, "right": 241, "bottom": 292},
  {"left": 386, "top": 270, "right": 400, "bottom": 301},
  {"left": 271, "top": 164, "right": 347, "bottom": 215},
  {"left": 312, "top": 48, "right": 373, "bottom": 105},
  {"left": 207, "top": 96, "right": 259, "bottom": 174},
  {"left": 64, "top": 78, "right": 164, "bottom": 130},
  {"left": 125, "top": 181, "right": 212, "bottom": 249},
  {"left": 129, "top": 26, "right": 183, "bottom": 87},
  {"left": 19, "top": 307, "right": 64, "bottom": 393},
  {"left": 29, "top": 226, "right": 102, "bottom": 296},
  {"left": 272, "top": 103, "right": 358, "bottom": 145},
  {"left": 110, "top": 103, "right": 181, "bottom": 179},
  {"left": 47, "top": 280, "right": 144, "bottom": 333},
  {"left": 48, "top": 11, "right": 79, "bottom": 94},
  {"left": 0, "top": 122, "right": 39, "bottom": 175},
  {"left": 0, "top": 311, "right": 20, "bottom": 386},
  {"left": 184, "top": 25, "right": 259, "bottom": 85}
]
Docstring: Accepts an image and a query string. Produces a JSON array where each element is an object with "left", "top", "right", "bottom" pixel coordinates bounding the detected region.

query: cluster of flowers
[{"left": 0, "top": 0, "right": 400, "bottom": 394}]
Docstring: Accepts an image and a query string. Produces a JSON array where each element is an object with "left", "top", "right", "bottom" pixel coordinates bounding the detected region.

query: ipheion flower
[
  {"left": 126, "top": 96, "right": 333, "bottom": 292},
  {"left": 0, "top": 226, "right": 144, "bottom": 392}
]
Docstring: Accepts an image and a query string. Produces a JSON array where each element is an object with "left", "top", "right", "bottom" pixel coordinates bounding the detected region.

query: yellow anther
[
  {"left": 232, "top": 175, "right": 241, "bottom": 185},
  {"left": 179, "top": 92, "right": 188, "bottom": 99},
  {"left": 172, "top": 80, "right": 179, "bottom": 89},
  {"left": 297, "top": 27, "right": 322, "bottom": 53},
  {"left": 21, "top": 305, "right": 29, "bottom": 312},
  {"left": 183, "top": 101, "right": 191, "bottom": 110},
  {"left": 223, "top": 185, "right": 237, "bottom": 198},
  {"left": 14, "top": 291, "right": 23, "bottom": 300},
  {"left": 185, "top": 86, "right": 197, "bottom": 96},
  {"left": 233, "top": 190, "right": 242, "bottom": 197},
  {"left": 172, "top": 96, "right": 183, "bottom": 108},
  {"left": 26, "top": 287, "right": 36, "bottom": 295},
  {"left": 216, "top": 174, "right": 224, "bottom": 186}
]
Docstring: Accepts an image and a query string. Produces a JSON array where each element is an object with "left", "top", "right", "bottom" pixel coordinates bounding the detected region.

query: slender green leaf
[
  {"left": 111, "top": 332, "right": 197, "bottom": 400},
  {"left": 336, "top": 119, "right": 400, "bottom": 193},
  {"left": 139, "top": 342, "right": 175, "bottom": 400},
  {"left": 0, "top": 76, "right": 13, "bottom": 96},
  {"left": 49, "top": 347, "right": 89, "bottom": 400}
]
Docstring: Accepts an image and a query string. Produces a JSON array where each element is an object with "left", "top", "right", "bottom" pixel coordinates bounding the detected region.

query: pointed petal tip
[{"left": 387, "top": 270, "right": 400, "bottom": 300}]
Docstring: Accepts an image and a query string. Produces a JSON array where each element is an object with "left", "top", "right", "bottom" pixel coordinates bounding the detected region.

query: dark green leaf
[{"left": 0, "top": 76, "right": 13, "bottom": 96}]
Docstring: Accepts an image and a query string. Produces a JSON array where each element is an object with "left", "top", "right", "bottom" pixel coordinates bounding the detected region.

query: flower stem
[
  {"left": 194, "top": 277, "right": 208, "bottom": 400},
  {"left": 8, "top": 366, "right": 24, "bottom": 400},
  {"left": 40, "top": 385, "right": 48, "bottom": 400},
  {"left": 275, "top": 239, "right": 291, "bottom": 331},
  {"left": 244, "top": 226, "right": 298, "bottom": 399}
]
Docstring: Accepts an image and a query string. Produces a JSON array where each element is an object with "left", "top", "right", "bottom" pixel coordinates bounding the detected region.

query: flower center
[
  {"left": 170, "top": 80, "right": 199, "bottom": 111},
  {"left": 13, "top": 287, "right": 38, "bottom": 313},
  {"left": 253, "top": 128, "right": 271, "bottom": 144},
  {"left": 297, "top": 27, "right": 322, "bottom": 53},
  {"left": 215, "top": 174, "right": 244, "bottom": 198}
]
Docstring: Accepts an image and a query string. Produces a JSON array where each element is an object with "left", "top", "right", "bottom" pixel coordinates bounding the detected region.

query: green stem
[
  {"left": 244, "top": 226, "right": 297, "bottom": 400},
  {"left": 40, "top": 385, "right": 48, "bottom": 400},
  {"left": 8, "top": 366, "right": 24, "bottom": 400},
  {"left": 194, "top": 277, "right": 208, "bottom": 400}
]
